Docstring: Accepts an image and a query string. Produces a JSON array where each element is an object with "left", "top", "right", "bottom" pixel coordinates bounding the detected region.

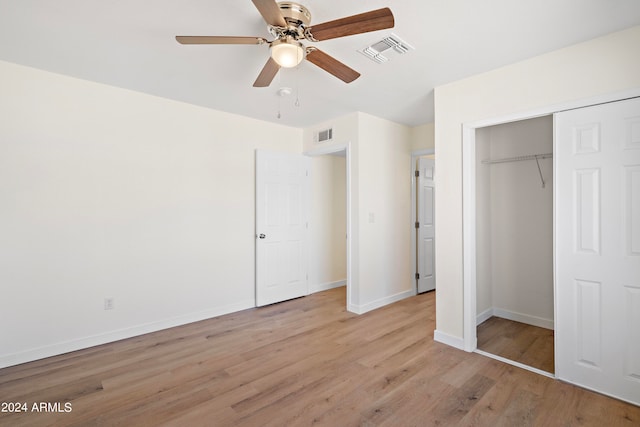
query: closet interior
[{"left": 475, "top": 115, "right": 554, "bottom": 373}]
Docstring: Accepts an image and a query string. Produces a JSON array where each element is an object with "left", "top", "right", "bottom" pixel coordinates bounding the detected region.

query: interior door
[
  {"left": 255, "top": 150, "right": 310, "bottom": 306},
  {"left": 417, "top": 157, "right": 436, "bottom": 293},
  {"left": 555, "top": 97, "right": 640, "bottom": 405}
]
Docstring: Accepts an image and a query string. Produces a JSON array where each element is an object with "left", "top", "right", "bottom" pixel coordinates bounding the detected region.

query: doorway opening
[
  {"left": 305, "top": 143, "right": 352, "bottom": 310},
  {"left": 474, "top": 116, "right": 554, "bottom": 375},
  {"left": 309, "top": 149, "right": 348, "bottom": 302}
]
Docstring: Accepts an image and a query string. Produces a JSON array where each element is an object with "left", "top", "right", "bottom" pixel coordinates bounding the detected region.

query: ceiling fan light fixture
[
  {"left": 176, "top": 3, "right": 396, "bottom": 86},
  {"left": 270, "top": 38, "right": 305, "bottom": 68}
]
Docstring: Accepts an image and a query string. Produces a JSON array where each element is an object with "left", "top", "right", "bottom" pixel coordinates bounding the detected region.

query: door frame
[
  {"left": 304, "top": 143, "right": 353, "bottom": 311},
  {"left": 411, "top": 149, "right": 435, "bottom": 295},
  {"left": 461, "top": 88, "right": 640, "bottom": 370}
]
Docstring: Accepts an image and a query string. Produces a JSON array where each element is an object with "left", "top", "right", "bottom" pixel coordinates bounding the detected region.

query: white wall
[
  {"left": 410, "top": 123, "right": 435, "bottom": 152},
  {"left": 476, "top": 117, "right": 554, "bottom": 328},
  {"left": 303, "top": 113, "right": 360, "bottom": 152},
  {"left": 0, "top": 62, "right": 412, "bottom": 366},
  {"left": 434, "top": 25, "right": 640, "bottom": 341},
  {"left": 304, "top": 112, "right": 413, "bottom": 313},
  {"left": 0, "top": 60, "right": 302, "bottom": 368},
  {"left": 310, "top": 155, "right": 347, "bottom": 292},
  {"left": 357, "top": 113, "right": 413, "bottom": 311}
]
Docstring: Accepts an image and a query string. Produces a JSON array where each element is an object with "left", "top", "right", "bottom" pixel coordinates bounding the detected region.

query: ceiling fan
[{"left": 176, "top": 0, "right": 394, "bottom": 87}]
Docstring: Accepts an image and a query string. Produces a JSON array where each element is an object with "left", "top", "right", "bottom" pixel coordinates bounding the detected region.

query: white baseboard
[
  {"left": 310, "top": 279, "right": 346, "bottom": 293},
  {"left": 434, "top": 330, "right": 465, "bottom": 351},
  {"left": 347, "top": 289, "right": 414, "bottom": 315},
  {"left": 0, "top": 299, "right": 255, "bottom": 369},
  {"left": 476, "top": 307, "right": 494, "bottom": 326},
  {"left": 492, "top": 307, "right": 554, "bottom": 330}
]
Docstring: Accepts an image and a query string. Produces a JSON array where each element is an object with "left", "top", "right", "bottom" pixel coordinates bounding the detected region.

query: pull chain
[
  {"left": 277, "top": 71, "right": 282, "bottom": 119},
  {"left": 295, "top": 54, "right": 301, "bottom": 107}
]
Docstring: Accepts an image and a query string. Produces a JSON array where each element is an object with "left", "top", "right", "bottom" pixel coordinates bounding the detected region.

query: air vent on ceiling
[
  {"left": 359, "top": 33, "right": 414, "bottom": 64},
  {"left": 316, "top": 128, "right": 333, "bottom": 143}
]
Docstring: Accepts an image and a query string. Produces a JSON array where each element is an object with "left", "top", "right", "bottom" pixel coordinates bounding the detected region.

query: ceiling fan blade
[
  {"left": 251, "top": 0, "right": 287, "bottom": 27},
  {"left": 253, "top": 57, "right": 281, "bottom": 87},
  {"left": 305, "top": 8, "right": 394, "bottom": 41},
  {"left": 176, "top": 36, "right": 266, "bottom": 45},
  {"left": 306, "top": 48, "right": 360, "bottom": 84}
]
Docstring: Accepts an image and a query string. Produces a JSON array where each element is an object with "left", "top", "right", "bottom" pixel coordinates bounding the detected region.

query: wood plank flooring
[
  {"left": 477, "top": 316, "right": 555, "bottom": 374},
  {"left": 1, "top": 287, "right": 638, "bottom": 426}
]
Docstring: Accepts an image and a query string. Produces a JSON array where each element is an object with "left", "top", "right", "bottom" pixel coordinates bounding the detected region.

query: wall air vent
[
  {"left": 358, "top": 33, "right": 414, "bottom": 64},
  {"left": 316, "top": 128, "right": 333, "bottom": 143}
]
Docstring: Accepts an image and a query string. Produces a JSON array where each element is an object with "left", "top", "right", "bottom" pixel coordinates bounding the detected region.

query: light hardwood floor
[
  {"left": 477, "top": 317, "right": 555, "bottom": 374},
  {"left": 1, "top": 287, "right": 638, "bottom": 426}
]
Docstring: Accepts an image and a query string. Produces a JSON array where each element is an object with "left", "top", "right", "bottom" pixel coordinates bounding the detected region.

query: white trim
[
  {"left": 348, "top": 289, "right": 414, "bottom": 315},
  {"left": 0, "top": 300, "right": 255, "bottom": 369},
  {"left": 474, "top": 349, "right": 555, "bottom": 379},
  {"left": 462, "top": 87, "right": 640, "bottom": 355},
  {"left": 462, "top": 125, "right": 477, "bottom": 352},
  {"left": 476, "top": 307, "right": 493, "bottom": 326},
  {"left": 303, "top": 142, "right": 353, "bottom": 314},
  {"left": 347, "top": 303, "right": 361, "bottom": 314},
  {"left": 310, "top": 280, "right": 346, "bottom": 293},
  {"left": 464, "top": 88, "right": 640, "bottom": 129},
  {"left": 345, "top": 144, "right": 352, "bottom": 313},
  {"left": 304, "top": 143, "right": 348, "bottom": 157},
  {"left": 476, "top": 307, "right": 554, "bottom": 330},
  {"left": 433, "top": 330, "right": 465, "bottom": 350},
  {"left": 493, "top": 308, "right": 554, "bottom": 330},
  {"left": 410, "top": 148, "right": 435, "bottom": 296},
  {"left": 411, "top": 148, "right": 435, "bottom": 157},
  {"left": 552, "top": 113, "right": 560, "bottom": 377}
]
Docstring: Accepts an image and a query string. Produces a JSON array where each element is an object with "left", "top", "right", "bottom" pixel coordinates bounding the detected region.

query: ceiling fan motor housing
[
  {"left": 278, "top": 2, "right": 312, "bottom": 27},
  {"left": 268, "top": 2, "right": 311, "bottom": 41}
]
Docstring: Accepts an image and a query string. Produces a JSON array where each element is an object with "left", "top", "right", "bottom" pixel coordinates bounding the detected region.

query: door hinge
[
  {"left": 415, "top": 221, "right": 420, "bottom": 229},
  {"left": 415, "top": 273, "right": 420, "bottom": 280},
  {"left": 415, "top": 170, "right": 419, "bottom": 177}
]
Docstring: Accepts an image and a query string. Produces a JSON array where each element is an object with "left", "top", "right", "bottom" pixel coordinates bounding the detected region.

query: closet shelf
[
  {"left": 481, "top": 152, "right": 553, "bottom": 188},
  {"left": 481, "top": 153, "right": 553, "bottom": 165}
]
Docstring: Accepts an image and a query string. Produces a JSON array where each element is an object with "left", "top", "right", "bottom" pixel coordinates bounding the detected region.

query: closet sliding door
[{"left": 555, "top": 96, "right": 640, "bottom": 406}]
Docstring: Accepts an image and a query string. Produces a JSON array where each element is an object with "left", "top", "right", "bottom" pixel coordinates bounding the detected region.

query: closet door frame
[{"left": 460, "top": 88, "right": 640, "bottom": 371}]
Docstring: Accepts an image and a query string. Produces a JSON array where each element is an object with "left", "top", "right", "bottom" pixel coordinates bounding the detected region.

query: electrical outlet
[{"left": 104, "top": 298, "right": 114, "bottom": 310}]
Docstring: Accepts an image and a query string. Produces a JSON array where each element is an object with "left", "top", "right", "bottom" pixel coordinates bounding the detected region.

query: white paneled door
[
  {"left": 255, "top": 150, "right": 310, "bottom": 307},
  {"left": 555, "top": 97, "right": 640, "bottom": 405},
  {"left": 417, "top": 157, "right": 436, "bottom": 293}
]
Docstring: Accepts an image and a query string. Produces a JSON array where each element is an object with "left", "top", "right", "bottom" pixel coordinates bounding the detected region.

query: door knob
[{"left": 259, "top": 234, "right": 266, "bottom": 239}]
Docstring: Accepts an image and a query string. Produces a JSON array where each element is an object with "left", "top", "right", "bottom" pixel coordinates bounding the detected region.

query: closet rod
[
  {"left": 481, "top": 152, "right": 552, "bottom": 188},
  {"left": 481, "top": 152, "right": 553, "bottom": 165}
]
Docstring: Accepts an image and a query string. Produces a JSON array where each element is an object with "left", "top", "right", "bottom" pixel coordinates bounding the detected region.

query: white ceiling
[{"left": 1, "top": 0, "right": 639, "bottom": 128}]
